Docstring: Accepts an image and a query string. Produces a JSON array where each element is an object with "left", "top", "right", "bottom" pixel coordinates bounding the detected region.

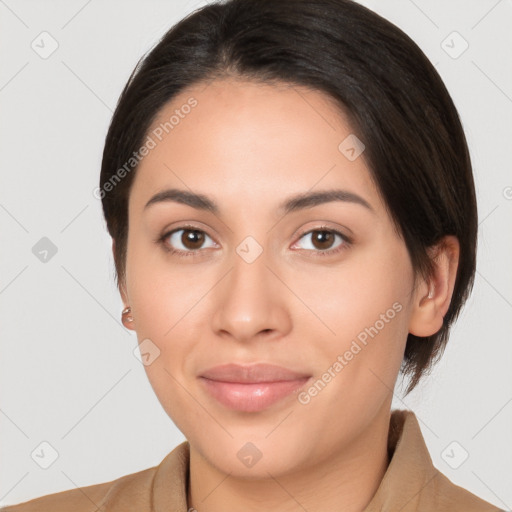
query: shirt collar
[{"left": 364, "top": 409, "right": 439, "bottom": 511}]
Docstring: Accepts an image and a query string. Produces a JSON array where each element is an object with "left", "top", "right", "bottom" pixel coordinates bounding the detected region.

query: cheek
[
  {"left": 291, "top": 241, "right": 413, "bottom": 342},
  {"left": 142, "top": 360, "right": 207, "bottom": 440},
  {"left": 292, "top": 241, "right": 413, "bottom": 397},
  {"left": 126, "top": 249, "right": 211, "bottom": 390},
  {"left": 127, "top": 262, "right": 205, "bottom": 431},
  {"left": 126, "top": 240, "right": 202, "bottom": 336}
]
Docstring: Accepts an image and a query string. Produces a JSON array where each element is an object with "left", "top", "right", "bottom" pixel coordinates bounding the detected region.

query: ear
[
  {"left": 408, "top": 235, "right": 460, "bottom": 337},
  {"left": 112, "top": 239, "right": 135, "bottom": 330}
]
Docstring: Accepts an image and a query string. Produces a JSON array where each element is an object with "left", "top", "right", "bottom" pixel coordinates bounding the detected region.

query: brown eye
[
  {"left": 180, "top": 229, "right": 205, "bottom": 250},
  {"left": 310, "top": 230, "right": 336, "bottom": 250},
  {"left": 161, "top": 227, "right": 217, "bottom": 256},
  {"left": 293, "top": 227, "right": 351, "bottom": 257}
]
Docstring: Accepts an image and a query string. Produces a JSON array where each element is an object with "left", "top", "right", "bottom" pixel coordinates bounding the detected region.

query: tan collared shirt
[{"left": 2, "top": 410, "right": 502, "bottom": 511}]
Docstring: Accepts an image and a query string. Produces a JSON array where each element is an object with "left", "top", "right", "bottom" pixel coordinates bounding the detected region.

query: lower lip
[{"left": 199, "top": 377, "right": 311, "bottom": 412}]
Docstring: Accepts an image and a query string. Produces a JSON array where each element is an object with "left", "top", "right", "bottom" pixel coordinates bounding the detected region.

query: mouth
[
  {"left": 198, "top": 377, "right": 312, "bottom": 412},
  {"left": 198, "top": 363, "right": 312, "bottom": 412}
]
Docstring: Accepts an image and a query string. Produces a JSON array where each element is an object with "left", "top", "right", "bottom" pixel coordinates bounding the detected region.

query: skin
[{"left": 117, "top": 78, "right": 459, "bottom": 512}]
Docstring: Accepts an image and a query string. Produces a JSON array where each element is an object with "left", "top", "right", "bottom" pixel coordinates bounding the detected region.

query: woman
[{"left": 3, "top": 0, "right": 503, "bottom": 510}]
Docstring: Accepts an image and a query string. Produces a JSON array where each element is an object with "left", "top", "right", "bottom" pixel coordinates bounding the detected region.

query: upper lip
[{"left": 199, "top": 363, "right": 311, "bottom": 383}]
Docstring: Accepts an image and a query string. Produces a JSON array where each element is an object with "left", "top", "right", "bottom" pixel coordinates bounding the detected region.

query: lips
[
  {"left": 199, "top": 363, "right": 311, "bottom": 383},
  {"left": 198, "top": 363, "right": 312, "bottom": 412}
]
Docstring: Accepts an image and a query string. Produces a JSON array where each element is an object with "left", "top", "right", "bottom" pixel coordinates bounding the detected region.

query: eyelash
[{"left": 156, "top": 224, "right": 352, "bottom": 259}]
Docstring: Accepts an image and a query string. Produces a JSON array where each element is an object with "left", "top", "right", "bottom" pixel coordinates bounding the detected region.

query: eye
[
  {"left": 292, "top": 226, "right": 351, "bottom": 257},
  {"left": 158, "top": 226, "right": 217, "bottom": 257},
  {"left": 157, "top": 224, "right": 352, "bottom": 259}
]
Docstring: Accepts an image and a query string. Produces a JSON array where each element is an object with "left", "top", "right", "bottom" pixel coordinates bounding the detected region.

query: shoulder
[
  {"left": 430, "top": 468, "right": 504, "bottom": 512},
  {"left": 380, "top": 410, "right": 503, "bottom": 512},
  {"left": 2, "top": 441, "right": 190, "bottom": 512},
  {"left": 1, "top": 465, "right": 158, "bottom": 512}
]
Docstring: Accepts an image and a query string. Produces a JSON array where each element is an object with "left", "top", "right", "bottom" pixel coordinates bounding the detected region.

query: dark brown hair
[{"left": 99, "top": 0, "right": 477, "bottom": 393}]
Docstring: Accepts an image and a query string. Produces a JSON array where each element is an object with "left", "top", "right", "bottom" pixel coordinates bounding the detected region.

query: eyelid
[
  {"left": 293, "top": 222, "right": 353, "bottom": 244},
  {"left": 160, "top": 221, "right": 217, "bottom": 242},
  {"left": 291, "top": 224, "right": 353, "bottom": 254}
]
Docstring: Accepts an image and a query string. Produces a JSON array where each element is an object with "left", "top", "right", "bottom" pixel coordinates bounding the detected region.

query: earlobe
[
  {"left": 120, "top": 295, "right": 136, "bottom": 331},
  {"left": 112, "top": 239, "right": 135, "bottom": 331},
  {"left": 409, "top": 235, "right": 460, "bottom": 337},
  {"left": 121, "top": 306, "right": 135, "bottom": 330}
]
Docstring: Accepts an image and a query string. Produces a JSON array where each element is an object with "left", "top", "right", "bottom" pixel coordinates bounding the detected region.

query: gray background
[{"left": 1, "top": 0, "right": 511, "bottom": 508}]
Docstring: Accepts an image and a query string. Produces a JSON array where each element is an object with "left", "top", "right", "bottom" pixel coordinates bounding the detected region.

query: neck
[{"left": 187, "top": 403, "right": 392, "bottom": 512}]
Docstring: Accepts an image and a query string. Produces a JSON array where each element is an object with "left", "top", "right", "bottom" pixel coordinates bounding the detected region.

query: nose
[{"left": 210, "top": 246, "right": 292, "bottom": 344}]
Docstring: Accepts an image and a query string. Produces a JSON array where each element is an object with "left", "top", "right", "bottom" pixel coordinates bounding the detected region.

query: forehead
[{"left": 129, "top": 78, "right": 382, "bottom": 216}]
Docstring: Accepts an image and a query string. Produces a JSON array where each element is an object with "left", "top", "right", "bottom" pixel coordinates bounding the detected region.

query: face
[{"left": 121, "top": 78, "right": 420, "bottom": 478}]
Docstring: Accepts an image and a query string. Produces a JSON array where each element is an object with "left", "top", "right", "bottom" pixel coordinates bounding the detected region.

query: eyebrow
[{"left": 144, "top": 188, "right": 374, "bottom": 215}]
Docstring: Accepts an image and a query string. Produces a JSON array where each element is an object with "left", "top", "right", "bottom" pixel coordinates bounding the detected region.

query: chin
[{"left": 190, "top": 430, "right": 312, "bottom": 479}]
